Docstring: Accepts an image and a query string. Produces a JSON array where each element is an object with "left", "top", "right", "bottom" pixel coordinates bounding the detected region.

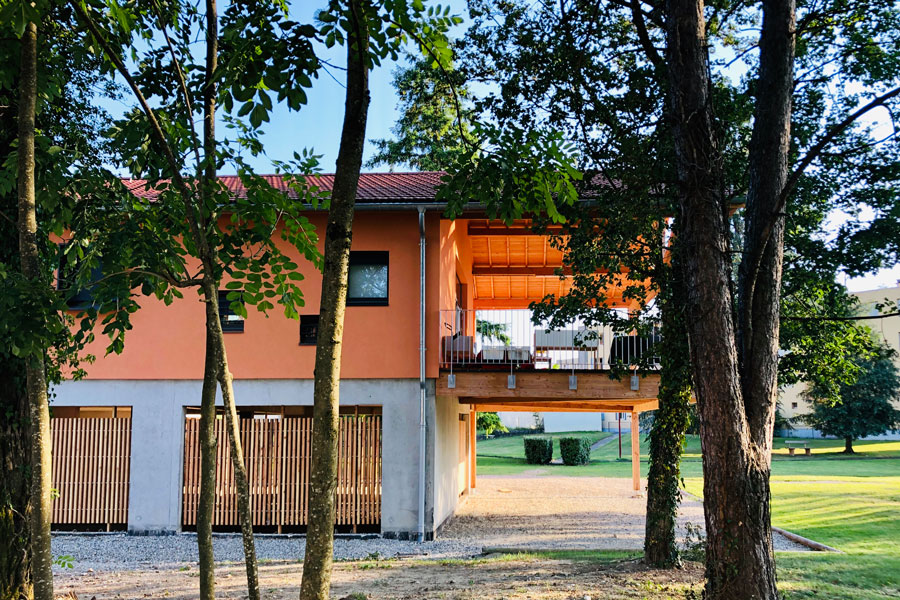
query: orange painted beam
[
  {"left": 469, "top": 405, "right": 477, "bottom": 490},
  {"left": 631, "top": 411, "right": 640, "bottom": 492}
]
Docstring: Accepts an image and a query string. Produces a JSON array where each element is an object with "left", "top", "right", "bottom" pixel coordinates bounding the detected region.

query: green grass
[
  {"left": 680, "top": 444, "right": 900, "bottom": 600},
  {"left": 678, "top": 477, "right": 900, "bottom": 600},
  {"left": 479, "top": 430, "right": 609, "bottom": 459},
  {"left": 478, "top": 433, "right": 900, "bottom": 479},
  {"left": 479, "top": 433, "right": 900, "bottom": 598}
]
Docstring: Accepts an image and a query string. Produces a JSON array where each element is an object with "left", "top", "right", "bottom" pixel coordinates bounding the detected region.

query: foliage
[
  {"left": 558, "top": 436, "right": 590, "bottom": 465},
  {"left": 476, "top": 412, "right": 507, "bottom": 436},
  {"left": 367, "top": 53, "right": 476, "bottom": 171},
  {"left": 801, "top": 344, "right": 900, "bottom": 451},
  {"left": 523, "top": 436, "right": 553, "bottom": 465},
  {"left": 475, "top": 319, "right": 510, "bottom": 345}
]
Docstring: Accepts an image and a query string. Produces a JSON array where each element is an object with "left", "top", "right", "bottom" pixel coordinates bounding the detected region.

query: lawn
[
  {"left": 479, "top": 433, "right": 900, "bottom": 599},
  {"left": 479, "top": 430, "right": 609, "bottom": 460},
  {"left": 478, "top": 432, "right": 900, "bottom": 479}
]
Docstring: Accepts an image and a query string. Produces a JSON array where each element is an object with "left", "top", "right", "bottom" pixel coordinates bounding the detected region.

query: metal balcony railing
[{"left": 439, "top": 309, "right": 660, "bottom": 371}]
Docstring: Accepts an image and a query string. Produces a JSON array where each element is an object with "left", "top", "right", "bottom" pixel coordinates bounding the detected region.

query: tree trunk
[
  {"left": 644, "top": 258, "right": 692, "bottom": 567},
  {"left": 0, "top": 362, "right": 32, "bottom": 600},
  {"left": 16, "top": 21, "right": 53, "bottom": 600},
  {"left": 663, "top": 0, "right": 793, "bottom": 597},
  {"left": 206, "top": 283, "right": 261, "bottom": 600},
  {"left": 194, "top": 2, "right": 223, "bottom": 597},
  {"left": 197, "top": 298, "right": 219, "bottom": 600},
  {"left": 299, "top": 4, "right": 370, "bottom": 599},
  {"left": 844, "top": 437, "right": 854, "bottom": 454}
]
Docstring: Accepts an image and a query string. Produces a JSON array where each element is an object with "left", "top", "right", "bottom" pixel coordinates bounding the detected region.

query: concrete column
[
  {"left": 126, "top": 387, "right": 184, "bottom": 533},
  {"left": 50, "top": 380, "right": 186, "bottom": 534}
]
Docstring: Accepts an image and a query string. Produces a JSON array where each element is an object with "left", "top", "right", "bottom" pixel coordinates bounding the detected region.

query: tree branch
[{"left": 783, "top": 312, "right": 899, "bottom": 322}]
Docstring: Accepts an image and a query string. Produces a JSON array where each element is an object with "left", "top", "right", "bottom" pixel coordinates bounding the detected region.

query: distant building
[{"left": 780, "top": 284, "right": 900, "bottom": 439}]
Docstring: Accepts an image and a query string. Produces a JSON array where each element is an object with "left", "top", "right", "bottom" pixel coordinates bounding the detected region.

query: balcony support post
[{"left": 631, "top": 410, "right": 640, "bottom": 491}]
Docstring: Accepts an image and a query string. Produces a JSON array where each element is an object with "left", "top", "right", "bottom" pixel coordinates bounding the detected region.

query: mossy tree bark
[
  {"left": 16, "top": 20, "right": 53, "bottom": 600},
  {"left": 0, "top": 362, "right": 32, "bottom": 600},
  {"left": 299, "top": 3, "right": 369, "bottom": 599},
  {"left": 643, "top": 256, "right": 692, "bottom": 567},
  {"left": 664, "top": 0, "right": 794, "bottom": 597}
]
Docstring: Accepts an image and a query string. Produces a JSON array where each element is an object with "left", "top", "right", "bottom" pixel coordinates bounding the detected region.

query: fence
[
  {"left": 440, "top": 308, "right": 660, "bottom": 370},
  {"left": 51, "top": 417, "right": 132, "bottom": 528},
  {"left": 182, "top": 414, "right": 382, "bottom": 531}
]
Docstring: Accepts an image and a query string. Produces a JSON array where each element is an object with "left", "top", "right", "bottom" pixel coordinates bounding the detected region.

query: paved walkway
[{"left": 441, "top": 475, "right": 808, "bottom": 552}]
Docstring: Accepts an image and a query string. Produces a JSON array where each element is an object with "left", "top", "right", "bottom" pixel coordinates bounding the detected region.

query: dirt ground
[
  {"left": 441, "top": 476, "right": 704, "bottom": 550},
  {"left": 441, "top": 476, "right": 806, "bottom": 552},
  {"left": 55, "top": 557, "right": 704, "bottom": 600}
]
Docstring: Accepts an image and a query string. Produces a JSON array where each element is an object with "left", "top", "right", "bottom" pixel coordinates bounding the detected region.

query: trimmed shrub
[
  {"left": 523, "top": 436, "right": 553, "bottom": 464},
  {"left": 559, "top": 437, "right": 591, "bottom": 466}
]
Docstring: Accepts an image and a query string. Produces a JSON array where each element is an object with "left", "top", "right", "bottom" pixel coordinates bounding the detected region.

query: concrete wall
[
  {"left": 432, "top": 396, "right": 470, "bottom": 532},
  {"left": 50, "top": 378, "right": 437, "bottom": 537},
  {"left": 543, "top": 412, "right": 632, "bottom": 433}
]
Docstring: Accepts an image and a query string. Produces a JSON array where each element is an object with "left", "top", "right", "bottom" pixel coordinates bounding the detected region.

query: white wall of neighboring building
[
  {"left": 542, "top": 411, "right": 632, "bottom": 433},
  {"left": 780, "top": 284, "right": 900, "bottom": 439}
]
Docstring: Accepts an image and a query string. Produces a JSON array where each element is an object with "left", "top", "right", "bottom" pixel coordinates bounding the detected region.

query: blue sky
[
  {"left": 234, "top": 0, "right": 469, "bottom": 175},
  {"left": 106, "top": 1, "right": 899, "bottom": 292}
]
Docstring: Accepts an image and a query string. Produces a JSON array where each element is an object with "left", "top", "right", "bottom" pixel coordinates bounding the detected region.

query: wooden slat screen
[
  {"left": 182, "top": 414, "right": 382, "bottom": 529},
  {"left": 51, "top": 417, "right": 132, "bottom": 526}
]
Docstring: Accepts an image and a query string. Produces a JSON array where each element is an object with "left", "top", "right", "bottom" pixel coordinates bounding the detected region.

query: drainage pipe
[{"left": 417, "top": 206, "right": 427, "bottom": 542}]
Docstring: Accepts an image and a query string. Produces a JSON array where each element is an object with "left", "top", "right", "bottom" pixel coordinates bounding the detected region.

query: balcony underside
[{"left": 438, "top": 371, "right": 660, "bottom": 413}]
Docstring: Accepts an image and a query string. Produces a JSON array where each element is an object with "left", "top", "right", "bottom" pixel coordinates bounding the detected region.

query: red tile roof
[{"left": 122, "top": 171, "right": 445, "bottom": 204}]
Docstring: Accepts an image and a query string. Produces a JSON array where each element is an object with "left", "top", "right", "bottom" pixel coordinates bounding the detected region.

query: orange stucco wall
[{"left": 79, "top": 210, "right": 445, "bottom": 380}]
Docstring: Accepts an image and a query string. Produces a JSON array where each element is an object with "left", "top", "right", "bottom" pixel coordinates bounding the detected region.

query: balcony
[{"left": 439, "top": 309, "right": 660, "bottom": 372}]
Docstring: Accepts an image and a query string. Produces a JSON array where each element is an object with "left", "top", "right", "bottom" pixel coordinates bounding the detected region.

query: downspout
[{"left": 417, "top": 206, "right": 427, "bottom": 542}]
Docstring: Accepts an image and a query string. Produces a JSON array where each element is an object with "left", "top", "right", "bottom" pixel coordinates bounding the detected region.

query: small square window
[
  {"left": 218, "top": 290, "right": 245, "bottom": 333},
  {"left": 58, "top": 243, "right": 103, "bottom": 310},
  {"left": 300, "top": 315, "right": 319, "bottom": 345},
  {"left": 347, "top": 251, "right": 389, "bottom": 306}
]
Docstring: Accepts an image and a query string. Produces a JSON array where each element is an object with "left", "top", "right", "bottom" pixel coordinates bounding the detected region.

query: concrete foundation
[{"left": 50, "top": 378, "right": 460, "bottom": 538}]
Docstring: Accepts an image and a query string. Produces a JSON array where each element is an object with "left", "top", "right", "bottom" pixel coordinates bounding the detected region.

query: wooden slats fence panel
[
  {"left": 51, "top": 417, "right": 132, "bottom": 526},
  {"left": 182, "top": 415, "right": 382, "bottom": 529}
]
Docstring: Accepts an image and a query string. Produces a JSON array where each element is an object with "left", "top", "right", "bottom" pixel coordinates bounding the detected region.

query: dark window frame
[
  {"left": 299, "top": 314, "right": 319, "bottom": 345},
  {"left": 346, "top": 251, "right": 389, "bottom": 306},
  {"left": 218, "top": 290, "right": 245, "bottom": 333},
  {"left": 57, "top": 243, "right": 103, "bottom": 310}
]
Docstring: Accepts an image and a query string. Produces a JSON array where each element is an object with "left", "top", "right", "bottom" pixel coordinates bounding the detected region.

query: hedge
[
  {"left": 523, "top": 437, "right": 553, "bottom": 464},
  {"left": 559, "top": 437, "right": 591, "bottom": 465}
]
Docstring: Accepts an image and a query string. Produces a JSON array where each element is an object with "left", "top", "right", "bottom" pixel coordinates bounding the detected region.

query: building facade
[{"left": 50, "top": 172, "right": 662, "bottom": 537}]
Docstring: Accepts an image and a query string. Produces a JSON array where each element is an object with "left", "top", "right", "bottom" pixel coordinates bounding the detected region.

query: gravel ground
[
  {"left": 52, "top": 534, "right": 480, "bottom": 573},
  {"left": 441, "top": 475, "right": 809, "bottom": 552},
  {"left": 52, "top": 474, "right": 807, "bottom": 573}
]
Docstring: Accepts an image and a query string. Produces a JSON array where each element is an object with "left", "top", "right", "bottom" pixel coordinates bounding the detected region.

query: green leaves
[
  {"left": 0, "top": 0, "right": 43, "bottom": 38},
  {"left": 438, "top": 124, "right": 582, "bottom": 224}
]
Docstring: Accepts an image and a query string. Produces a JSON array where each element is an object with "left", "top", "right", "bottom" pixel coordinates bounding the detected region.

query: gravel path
[
  {"left": 52, "top": 534, "right": 480, "bottom": 572},
  {"left": 441, "top": 476, "right": 809, "bottom": 552},
  {"left": 52, "top": 475, "right": 808, "bottom": 573}
]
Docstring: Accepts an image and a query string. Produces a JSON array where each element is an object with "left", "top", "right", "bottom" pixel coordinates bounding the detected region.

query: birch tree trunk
[
  {"left": 663, "top": 0, "right": 794, "bottom": 597},
  {"left": 16, "top": 21, "right": 53, "bottom": 600},
  {"left": 299, "top": 3, "right": 369, "bottom": 598}
]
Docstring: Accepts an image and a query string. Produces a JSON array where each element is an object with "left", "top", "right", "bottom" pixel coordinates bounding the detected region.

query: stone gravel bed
[{"left": 52, "top": 533, "right": 481, "bottom": 572}]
